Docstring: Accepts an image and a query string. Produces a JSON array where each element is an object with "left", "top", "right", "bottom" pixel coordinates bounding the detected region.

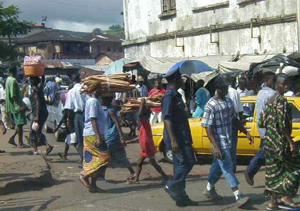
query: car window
[
  {"left": 242, "top": 102, "right": 255, "bottom": 122},
  {"left": 289, "top": 103, "right": 300, "bottom": 122}
]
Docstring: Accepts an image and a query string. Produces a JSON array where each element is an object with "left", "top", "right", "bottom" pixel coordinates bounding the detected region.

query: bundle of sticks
[
  {"left": 120, "top": 94, "right": 164, "bottom": 113},
  {"left": 80, "top": 73, "right": 135, "bottom": 94}
]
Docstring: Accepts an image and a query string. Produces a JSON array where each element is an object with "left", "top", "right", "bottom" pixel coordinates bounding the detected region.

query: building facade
[
  {"left": 122, "top": 0, "right": 298, "bottom": 60},
  {"left": 15, "top": 29, "right": 124, "bottom": 62}
]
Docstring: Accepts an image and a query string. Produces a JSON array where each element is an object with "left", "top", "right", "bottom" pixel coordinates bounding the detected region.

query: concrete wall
[{"left": 123, "top": 0, "right": 298, "bottom": 60}]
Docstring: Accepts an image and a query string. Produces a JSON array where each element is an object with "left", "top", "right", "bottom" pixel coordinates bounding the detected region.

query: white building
[{"left": 122, "top": 0, "right": 298, "bottom": 60}]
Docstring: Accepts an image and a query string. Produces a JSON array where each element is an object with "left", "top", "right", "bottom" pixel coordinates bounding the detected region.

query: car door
[
  {"left": 288, "top": 99, "right": 300, "bottom": 140},
  {"left": 189, "top": 118, "right": 203, "bottom": 153}
]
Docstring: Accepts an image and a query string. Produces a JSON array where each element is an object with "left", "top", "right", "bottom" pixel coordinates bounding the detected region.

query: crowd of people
[{"left": 1, "top": 64, "right": 300, "bottom": 209}]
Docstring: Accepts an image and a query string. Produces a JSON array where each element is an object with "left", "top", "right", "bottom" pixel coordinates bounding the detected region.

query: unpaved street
[{"left": 0, "top": 129, "right": 298, "bottom": 211}]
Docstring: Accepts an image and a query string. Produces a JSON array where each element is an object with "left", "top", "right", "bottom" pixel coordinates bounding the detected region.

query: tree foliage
[
  {"left": 108, "top": 24, "right": 123, "bottom": 31},
  {"left": 92, "top": 28, "right": 102, "bottom": 35},
  {"left": 0, "top": 2, "right": 32, "bottom": 61}
]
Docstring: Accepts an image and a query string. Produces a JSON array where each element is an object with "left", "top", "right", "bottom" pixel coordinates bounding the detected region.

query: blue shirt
[
  {"left": 136, "top": 84, "right": 148, "bottom": 97},
  {"left": 162, "top": 88, "right": 192, "bottom": 149},
  {"left": 83, "top": 97, "right": 105, "bottom": 137},
  {"left": 201, "top": 97, "right": 235, "bottom": 150},
  {"left": 103, "top": 106, "right": 120, "bottom": 146},
  {"left": 255, "top": 86, "right": 276, "bottom": 138},
  {"left": 193, "top": 88, "right": 210, "bottom": 118}
]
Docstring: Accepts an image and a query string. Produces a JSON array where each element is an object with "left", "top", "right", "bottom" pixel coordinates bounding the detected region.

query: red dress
[{"left": 138, "top": 118, "right": 157, "bottom": 157}]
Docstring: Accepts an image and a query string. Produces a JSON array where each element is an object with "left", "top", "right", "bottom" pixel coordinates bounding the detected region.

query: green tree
[
  {"left": 108, "top": 24, "right": 123, "bottom": 31},
  {"left": 0, "top": 2, "right": 32, "bottom": 60},
  {"left": 92, "top": 28, "right": 102, "bottom": 35}
]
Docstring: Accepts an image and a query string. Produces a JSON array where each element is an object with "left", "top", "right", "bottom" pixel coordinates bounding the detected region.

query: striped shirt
[{"left": 201, "top": 97, "right": 234, "bottom": 150}]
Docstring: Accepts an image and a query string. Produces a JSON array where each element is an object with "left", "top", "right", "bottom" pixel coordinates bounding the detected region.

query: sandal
[
  {"left": 266, "top": 204, "right": 281, "bottom": 211},
  {"left": 79, "top": 176, "right": 90, "bottom": 188},
  {"left": 126, "top": 174, "right": 136, "bottom": 182},
  {"left": 278, "top": 199, "right": 300, "bottom": 210},
  {"left": 0, "top": 150, "right": 6, "bottom": 153}
]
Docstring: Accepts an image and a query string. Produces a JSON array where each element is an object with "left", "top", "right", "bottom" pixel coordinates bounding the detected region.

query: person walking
[
  {"left": 6, "top": 66, "right": 29, "bottom": 148},
  {"left": 29, "top": 75, "right": 53, "bottom": 155},
  {"left": 148, "top": 79, "right": 166, "bottom": 125},
  {"left": 0, "top": 79, "right": 11, "bottom": 129},
  {"left": 79, "top": 89, "right": 110, "bottom": 193},
  {"left": 244, "top": 72, "right": 276, "bottom": 186},
  {"left": 102, "top": 96, "right": 136, "bottom": 182},
  {"left": 259, "top": 73, "right": 300, "bottom": 210},
  {"left": 162, "top": 68, "right": 197, "bottom": 207},
  {"left": 65, "top": 74, "right": 86, "bottom": 163},
  {"left": 227, "top": 76, "right": 243, "bottom": 173},
  {"left": 136, "top": 76, "right": 148, "bottom": 97},
  {"left": 133, "top": 98, "right": 168, "bottom": 183},
  {"left": 54, "top": 108, "right": 79, "bottom": 160},
  {"left": 201, "top": 74, "right": 253, "bottom": 208},
  {"left": 192, "top": 80, "right": 210, "bottom": 118},
  {"left": 237, "top": 77, "right": 252, "bottom": 111}
]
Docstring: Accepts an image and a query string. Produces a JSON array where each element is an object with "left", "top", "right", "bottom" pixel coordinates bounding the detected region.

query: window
[
  {"left": 243, "top": 103, "right": 255, "bottom": 122},
  {"left": 119, "top": 46, "right": 123, "bottom": 53},
  {"left": 113, "top": 45, "right": 117, "bottom": 52},
  {"left": 162, "top": 0, "right": 176, "bottom": 13},
  {"left": 289, "top": 104, "right": 300, "bottom": 122},
  {"left": 83, "top": 46, "right": 89, "bottom": 52},
  {"left": 97, "top": 45, "right": 101, "bottom": 53},
  {"left": 107, "top": 46, "right": 111, "bottom": 52}
]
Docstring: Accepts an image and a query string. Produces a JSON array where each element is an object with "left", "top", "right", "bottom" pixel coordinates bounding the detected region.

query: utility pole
[{"left": 297, "top": 0, "right": 300, "bottom": 50}]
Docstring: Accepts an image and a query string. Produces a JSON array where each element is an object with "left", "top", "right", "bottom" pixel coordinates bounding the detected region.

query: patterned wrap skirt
[
  {"left": 81, "top": 135, "right": 110, "bottom": 177},
  {"left": 264, "top": 150, "right": 300, "bottom": 197}
]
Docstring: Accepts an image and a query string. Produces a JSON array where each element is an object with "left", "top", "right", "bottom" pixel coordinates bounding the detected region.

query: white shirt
[
  {"left": 0, "top": 87, "right": 5, "bottom": 100},
  {"left": 227, "top": 86, "right": 243, "bottom": 115},
  {"left": 178, "top": 88, "right": 187, "bottom": 103},
  {"left": 237, "top": 88, "right": 251, "bottom": 97},
  {"left": 64, "top": 83, "right": 87, "bottom": 112},
  {"left": 284, "top": 90, "right": 295, "bottom": 97},
  {"left": 237, "top": 87, "right": 252, "bottom": 111},
  {"left": 22, "top": 97, "right": 31, "bottom": 111}
]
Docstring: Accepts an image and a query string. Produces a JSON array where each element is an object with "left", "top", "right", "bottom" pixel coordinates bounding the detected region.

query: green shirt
[{"left": 5, "top": 76, "right": 23, "bottom": 114}]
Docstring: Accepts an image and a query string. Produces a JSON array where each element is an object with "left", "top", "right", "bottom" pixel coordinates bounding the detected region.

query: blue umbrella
[{"left": 169, "top": 60, "right": 213, "bottom": 75}]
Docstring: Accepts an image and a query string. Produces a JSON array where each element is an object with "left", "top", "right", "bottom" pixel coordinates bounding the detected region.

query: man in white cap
[{"left": 136, "top": 76, "right": 148, "bottom": 97}]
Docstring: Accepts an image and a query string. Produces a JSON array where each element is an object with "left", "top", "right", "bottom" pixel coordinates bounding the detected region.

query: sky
[{"left": 2, "top": 0, "right": 124, "bottom": 32}]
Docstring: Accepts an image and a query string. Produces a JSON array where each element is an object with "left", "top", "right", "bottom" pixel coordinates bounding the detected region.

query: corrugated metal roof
[
  {"left": 43, "top": 61, "right": 78, "bottom": 69},
  {"left": 15, "top": 30, "right": 89, "bottom": 44},
  {"left": 82, "top": 33, "right": 123, "bottom": 43}
]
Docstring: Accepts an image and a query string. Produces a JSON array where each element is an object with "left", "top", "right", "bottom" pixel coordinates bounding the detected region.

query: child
[
  {"left": 133, "top": 98, "right": 168, "bottom": 183},
  {"left": 54, "top": 108, "right": 79, "bottom": 160},
  {"left": 102, "top": 96, "right": 136, "bottom": 182}
]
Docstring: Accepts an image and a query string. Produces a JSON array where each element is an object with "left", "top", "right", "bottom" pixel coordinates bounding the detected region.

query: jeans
[
  {"left": 246, "top": 146, "right": 265, "bottom": 179},
  {"left": 207, "top": 148, "right": 240, "bottom": 188},
  {"left": 167, "top": 144, "right": 196, "bottom": 197},
  {"left": 231, "top": 126, "right": 238, "bottom": 172},
  {"left": 74, "top": 112, "right": 84, "bottom": 161}
]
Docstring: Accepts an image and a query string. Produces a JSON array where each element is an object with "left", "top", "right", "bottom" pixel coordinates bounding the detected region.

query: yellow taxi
[{"left": 152, "top": 96, "right": 300, "bottom": 162}]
